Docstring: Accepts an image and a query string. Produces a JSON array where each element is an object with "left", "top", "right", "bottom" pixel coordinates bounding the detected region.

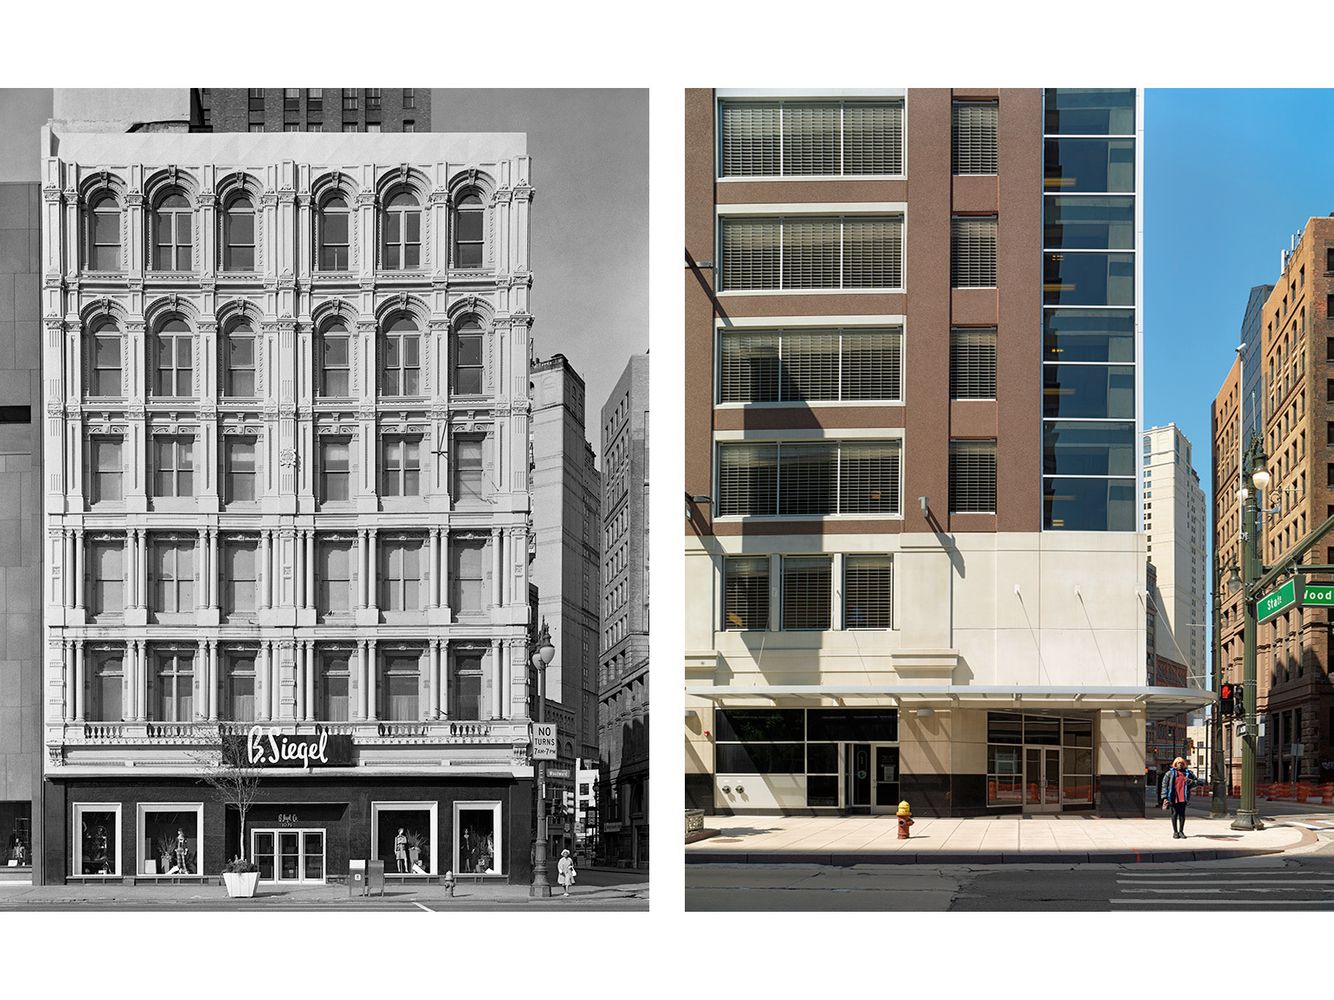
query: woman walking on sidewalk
[
  {"left": 557, "top": 849, "right": 576, "bottom": 897},
  {"left": 1160, "top": 756, "right": 1202, "bottom": 839}
]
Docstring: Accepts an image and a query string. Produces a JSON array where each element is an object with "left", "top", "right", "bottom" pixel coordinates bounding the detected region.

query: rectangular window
[
  {"left": 723, "top": 556, "right": 769, "bottom": 631},
  {"left": 152, "top": 435, "right": 194, "bottom": 498},
  {"left": 449, "top": 651, "right": 483, "bottom": 721},
  {"left": 89, "top": 651, "right": 123, "bottom": 722},
  {"left": 88, "top": 538, "right": 124, "bottom": 618},
  {"left": 952, "top": 101, "right": 998, "bottom": 174},
  {"left": 222, "top": 537, "right": 258, "bottom": 617},
  {"left": 316, "top": 538, "right": 354, "bottom": 616},
  {"left": 91, "top": 437, "right": 123, "bottom": 503},
  {"left": 1043, "top": 252, "right": 1135, "bottom": 306},
  {"left": 719, "top": 99, "right": 904, "bottom": 178},
  {"left": 719, "top": 215, "right": 903, "bottom": 292},
  {"left": 224, "top": 437, "right": 257, "bottom": 502},
  {"left": 1044, "top": 477, "right": 1136, "bottom": 531},
  {"left": 1043, "top": 421, "right": 1137, "bottom": 476},
  {"left": 365, "top": 88, "right": 381, "bottom": 112},
  {"left": 1044, "top": 138, "right": 1136, "bottom": 193},
  {"left": 320, "top": 437, "right": 351, "bottom": 502},
  {"left": 154, "top": 650, "right": 194, "bottom": 723},
  {"left": 379, "top": 536, "right": 424, "bottom": 611},
  {"left": 449, "top": 538, "right": 488, "bottom": 614},
  {"left": 950, "top": 328, "right": 997, "bottom": 399},
  {"left": 844, "top": 555, "right": 892, "bottom": 629},
  {"left": 403, "top": 120, "right": 415, "bottom": 133},
  {"left": 1043, "top": 308, "right": 1136, "bottom": 363},
  {"left": 453, "top": 434, "right": 486, "bottom": 501},
  {"left": 381, "top": 653, "right": 420, "bottom": 721},
  {"left": 342, "top": 91, "right": 358, "bottom": 113},
  {"left": 781, "top": 556, "right": 832, "bottom": 630},
  {"left": 949, "top": 440, "right": 998, "bottom": 514},
  {"left": 718, "top": 328, "right": 903, "bottom": 404},
  {"left": 1043, "top": 88, "right": 1135, "bottom": 135},
  {"left": 318, "top": 649, "right": 351, "bottom": 721},
  {"left": 951, "top": 216, "right": 997, "bottom": 287},
  {"left": 90, "top": 211, "right": 120, "bottom": 272},
  {"left": 717, "top": 440, "right": 901, "bottom": 517},
  {"left": 1043, "top": 365, "right": 1135, "bottom": 419},
  {"left": 226, "top": 334, "right": 255, "bottom": 396},
  {"left": 402, "top": 89, "right": 415, "bottom": 109},
  {"left": 150, "top": 537, "right": 196, "bottom": 615},
  {"left": 283, "top": 88, "right": 300, "bottom": 109},
  {"left": 223, "top": 652, "right": 256, "bottom": 723},
  {"left": 155, "top": 334, "right": 192, "bottom": 396},
  {"left": 1044, "top": 195, "right": 1135, "bottom": 250},
  {"left": 381, "top": 436, "right": 421, "bottom": 497},
  {"left": 91, "top": 333, "right": 121, "bottom": 396}
]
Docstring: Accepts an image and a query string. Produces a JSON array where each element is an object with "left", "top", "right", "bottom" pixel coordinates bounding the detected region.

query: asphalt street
[{"left": 686, "top": 849, "right": 1334, "bottom": 911}]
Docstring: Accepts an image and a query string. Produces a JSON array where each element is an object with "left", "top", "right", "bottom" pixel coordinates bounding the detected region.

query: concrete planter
[{"left": 223, "top": 871, "right": 260, "bottom": 898}]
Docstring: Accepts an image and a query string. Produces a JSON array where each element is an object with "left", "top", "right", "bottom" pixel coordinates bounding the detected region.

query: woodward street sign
[
  {"left": 1303, "top": 582, "right": 1334, "bottom": 607},
  {"left": 1257, "top": 578, "right": 1299, "bottom": 624}
]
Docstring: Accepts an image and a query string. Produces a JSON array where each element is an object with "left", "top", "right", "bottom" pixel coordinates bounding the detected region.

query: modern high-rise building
[
  {"left": 1143, "top": 424, "right": 1207, "bottom": 683},
  {"left": 530, "top": 353, "right": 602, "bottom": 854},
  {"left": 191, "top": 89, "right": 430, "bottom": 134},
  {"left": 684, "top": 87, "right": 1206, "bottom": 819},
  {"left": 599, "top": 352, "right": 647, "bottom": 864},
  {"left": 38, "top": 124, "right": 542, "bottom": 884}
]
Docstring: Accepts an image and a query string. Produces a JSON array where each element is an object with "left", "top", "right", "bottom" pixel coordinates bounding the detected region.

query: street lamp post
[
  {"left": 1232, "top": 446, "right": 1266, "bottom": 831},
  {"left": 530, "top": 622, "right": 557, "bottom": 898},
  {"left": 1209, "top": 557, "right": 1227, "bottom": 818}
]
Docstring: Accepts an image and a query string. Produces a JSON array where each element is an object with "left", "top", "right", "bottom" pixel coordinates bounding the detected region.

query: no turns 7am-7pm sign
[{"left": 1257, "top": 577, "right": 1299, "bottom": 624}]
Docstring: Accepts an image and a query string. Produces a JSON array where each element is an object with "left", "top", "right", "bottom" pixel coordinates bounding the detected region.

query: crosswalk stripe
[
  {"left": 1117, "top": 881, "right": 1334, "bottom": 887},
  {"left": 1111, "top": 898, "right": 1334, "bottom": 906}
]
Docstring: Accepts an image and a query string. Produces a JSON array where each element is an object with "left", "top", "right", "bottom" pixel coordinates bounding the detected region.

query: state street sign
[
  {"left": 532, "top": 723, "right": 558, "bottom": 760},
  {"left": 1303, "top": 582, "right": 1334, "bottom": 607},
  {"left": 1258, "top": 577, "right": 1299, "bottom": 624}
]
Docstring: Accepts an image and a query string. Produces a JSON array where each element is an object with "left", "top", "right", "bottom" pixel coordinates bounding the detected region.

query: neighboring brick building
[
  {"left": 1212, "top": 352, "right": 1244, "bottom": 789},
  {"left": 193, "top": 89, "right": 430, "bottom": 134}
]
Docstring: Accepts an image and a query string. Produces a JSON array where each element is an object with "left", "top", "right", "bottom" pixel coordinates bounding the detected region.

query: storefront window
[
  {"left": 2, "top": 801, "right": 31, "bottom": 868},
  {"left": 75, "top": 805, "right": 119, "bottom": 875},
  {"left": 374, "top": 805, "right": 433, "bottom": 875},
  {"left": 455, "top": 804, "right": 501, "bottom": 875},
  {"left": 987, "top": 745, "right": 1023, "bottom": 805},
  {"left": 986, "top": 713, "right": 1097, "bottom": 807},
  {"left": 139, "top": 806, "right": 201, "bottom": 875}
]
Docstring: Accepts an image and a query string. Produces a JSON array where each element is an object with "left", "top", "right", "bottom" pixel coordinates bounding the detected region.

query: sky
[
  {"left": 1144, "top": 89, "right": 1334, "bottom": 658},
  {"left": 432, "top": 89, "right": 649, "bottom": 444}
]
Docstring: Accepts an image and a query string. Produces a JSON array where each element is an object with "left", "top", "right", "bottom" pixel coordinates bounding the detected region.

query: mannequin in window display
[
  {"left": 84, "top": 823, "right": 110, "bottom": 874},
  {"left": 7, "top": 831, "right": 24, "bottom": 865},
  {"left": 175, "top": 828, "right": 190, "bottom": 875},
  {"left": 394, "top": 828, "right": 407, "bottom": 873}
]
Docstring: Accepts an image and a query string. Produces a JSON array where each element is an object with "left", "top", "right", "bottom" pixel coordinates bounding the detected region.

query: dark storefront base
[
  {"left": 691, "top": 772, "right": 1145, "bottom": 819},
  {"left": 43, "top": 775, "right": 535, "bottom": 886}
]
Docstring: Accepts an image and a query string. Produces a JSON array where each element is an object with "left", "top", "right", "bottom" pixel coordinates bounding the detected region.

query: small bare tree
[{"left": 193, "top": 726, "right": 264, "bottom": 862}]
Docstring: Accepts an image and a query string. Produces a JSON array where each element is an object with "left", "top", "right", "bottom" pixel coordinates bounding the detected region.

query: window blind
[
  {"left": 779, "top": 331, "right": 839, "bottom": 400},
  {"left": 953, "top": 102, "right": 999, "bottom": 175},
  {"left": 778, "top": 443, "right": 837, "bottom": 515},
  {"left": 717, "top": 443, "right": 778, "bottom": 516},
  {"left": 845, "top": 555, "right": 893, "bottom": 629},
  {"left": 842, "top": 329, "right": 902, "bottom": 401},
  {"left": 719, "top": 440, "right": 902, "bottom": 517},
  {"left": 724, "top": 556, "right": 770, "bottom": 631},
  {"left": 782, "top": 556, "right": 832, "bottom": 630},
  {"left": 719, "top": 331, "right": 780, "bottom": 403},
  {"left": 950, "top": 328, "right": 998, "bottom": 399},
  {"left": 950, "top": 440, "right": 998, "bottom": 513},
  {"left": 783, "top": 103, "right": 840, "bottom": 176},
  {"left": 719, "top": 328, "right": 902, "bottom": 403},
  {"left": 951, "top": 216, "right": 998, "bottom": 287},
  {"left": 782, "top": 218, "right": 841, "bottom": 289},
  {"left": 838, "top": 442, "right": 901, "bottom": 514},
  {"left": 720, "top": 100, "right": 903, "bottom": 177},
  {"left": 843, "top": 216, "right": 903, "bottom": 289},
  {"left": 720, "top": 216, "right": 902, "bottom": 292},
  {"left": 720, "top": 217, "right": 780, "bottom": 291},
  {"left": 721, "top": 102, "right": 780, "bottom": 177}
]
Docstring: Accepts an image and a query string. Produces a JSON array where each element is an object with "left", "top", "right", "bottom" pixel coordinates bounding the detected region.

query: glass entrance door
[
  {"left": 252, "top": 829, "right": 326, "bottom": 883},
  {"left": 872, "top": 745, "right": 901, "bottom": 813},
  {"left": 1024, "top": 747, "right": 1061, "bottom": 813},
  {"left": 847, "top": 744, "right": 872, "bottom": 811}
]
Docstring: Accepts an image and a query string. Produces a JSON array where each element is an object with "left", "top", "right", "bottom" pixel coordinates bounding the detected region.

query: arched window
[
  {"left": 222, "top": 194, "right": 256, "bottom": 271},
  {"left": 87, "top": 194, "right": 121, "bottom": 271},
  {"left": 223, "top": 320, "right": 256, "bottom": 397},
  {"left": 382, "top": 190, "right": 421, "bottom": 270},
  {"left": 319, "top": 195, "right": 351, "bottom": 271},
  {"left": 153, "top": 191, "right": 193, "bottom": 271},
  {"left": 452, "top": 317, "right": 484, "bottom": 395},
  {"left": 382, "top": 316, "right": 421, "bottom": 397},
  {"left": 89, "top": 319, "right": 121, "bottom": 398},
  {"left": 319, "top": 321, "right": 351, "bottom": 397},
  {"left": 453, "top": 192, "right": 484, "bottom": 268},
  {"left": 153, "top": 318, "right": 193, "bottom": 397}
]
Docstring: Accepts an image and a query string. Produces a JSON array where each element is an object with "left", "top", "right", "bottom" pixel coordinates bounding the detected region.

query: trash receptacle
[
  {"left": 349, "top": 859, "right": 366, "bottom": 897},
  {"left": 366, "top": 858, "right": 385, "bottom": 896}
]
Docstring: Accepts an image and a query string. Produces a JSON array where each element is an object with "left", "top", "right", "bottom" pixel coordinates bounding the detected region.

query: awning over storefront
[{"left": 686, "top": 685, "right": 1213, "bottom": 722}]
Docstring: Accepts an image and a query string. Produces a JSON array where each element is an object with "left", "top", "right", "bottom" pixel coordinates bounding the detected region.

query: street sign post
[
  {"left": 532, "top": 723, "right": 558, "bottom": 760},
  {"left": 1257, "top": 577, "right": 1300, "bottom": 623}
]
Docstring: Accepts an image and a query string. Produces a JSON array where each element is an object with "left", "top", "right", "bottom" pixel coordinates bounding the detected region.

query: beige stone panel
[
  {"left": 715, "top": 773, "right": 804, "bottom": 811},
  {"left": 952, "top": 709, "right": 990, "bottom": 774},
  {"left": 1098, "top": 709, "right": 1146, "bottom": 776},
  {"left": 900, "top": 709, "right": 954, "bottom": 777},
  {"left": 895, "top": 541, "right": 954, "bottom": 650},
  {"left": 1039, "top": 628, "right": 1143, "bottom": 687},
  {"left": 1038, "top": 544, "right": 1144, "bottom": 632},
  {"left": 683, "top": 544, "right": 718, "bottom": 656},
  {"left": 684, "top": 696, "right": 714, "bottom": 775}
]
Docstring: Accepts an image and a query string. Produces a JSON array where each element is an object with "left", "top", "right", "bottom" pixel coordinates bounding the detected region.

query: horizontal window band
[
  {"left": 716, "top": 315, "right": 906, "bottom": 329},
  {"left": 716, "top": 203, "right": 907, "bottom": 216}
]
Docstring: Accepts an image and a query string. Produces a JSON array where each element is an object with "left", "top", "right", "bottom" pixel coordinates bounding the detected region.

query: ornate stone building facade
[{"left": 39, "top": 127, "right": 541, "bottom": 884}]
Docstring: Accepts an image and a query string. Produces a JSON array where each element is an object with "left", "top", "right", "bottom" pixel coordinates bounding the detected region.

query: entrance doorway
[
  {"left": 847, "top": 744, "right": 901, "bottom": 813},
  {"left": 1024, "top": 747, "right": 1061, "bottom": 813},
  {"left": 252, "top": 829, "right": 326, "bottom": 883}
]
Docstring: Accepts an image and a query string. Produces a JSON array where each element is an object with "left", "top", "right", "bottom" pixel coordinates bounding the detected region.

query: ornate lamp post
[
  {"left": 1232, "top": 449, "right": 1267, "bottom": 831},
  {"left": 529, "top": 621, "right": 556, "bottom": 898}
]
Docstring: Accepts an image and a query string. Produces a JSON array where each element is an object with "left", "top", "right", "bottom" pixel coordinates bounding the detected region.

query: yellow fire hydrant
[{"left": 896, "top": 800, "right": 913, "bottom": 839}]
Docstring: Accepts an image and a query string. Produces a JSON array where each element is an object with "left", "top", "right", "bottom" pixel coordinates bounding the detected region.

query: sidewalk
[
  {"left": 0, "top": 879, "right": 650, "bottom": 906},
  {"left": 686, "top": 811, "right": 1319, "bottom": 866}
]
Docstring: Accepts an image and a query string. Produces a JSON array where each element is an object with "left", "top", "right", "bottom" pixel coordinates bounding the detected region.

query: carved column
[
  {"left": 491, "top": 528, "right": 502, "bottom": 609},
  {"left": 355, "top": 640, "right": 367, "bottom": 721},
  {"left": 73, "top": 529, "right": 85, "bottom": 609},
  {"left": 440, "top": 641, "right": 451, "bottom": 720},
  {"left": 357, "top": 530, "right": 368, "bottom": 609},
  {"left": 429, "top": 527, "right": 442, "bottom": 608},
  {"left": 305, "top": 530, "right": 316, "bottom": 609},
  {"left": 366, "top": 638, "right": 378, "bottom": 722},
  {"left": 72, "top": 640, "right": 84, "bottom": 723},
  {"left": 367, "top": 528, "right": 378, "bottom": 610},
  {"left": 257, "top": 641, "right": 270, "bottom": 723},
  {"left": 208, "top": 529, "right": 220, "bottom": 610},
  {"left": 207, "top": 640, "right": 218, "bottom": 722},
  {"left": 490, "top": 639, "right": 503, "bottom": 720},
  {"left": 295, "top": 529, "right": 306, "bottom": 608},
  {"left": 428, "top": 640, "right": 440, "bottom": 721},
  {"left": 136, "top": 529, "right": 148, "bottom": 610}
]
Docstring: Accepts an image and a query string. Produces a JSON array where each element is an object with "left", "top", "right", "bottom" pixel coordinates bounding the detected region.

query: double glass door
[
  {"left": 1025, "top": 747, "right": 1061, "bottom": 812},
  {"left": 252, "top": 829, "right": 325, "bottom": 883},
  {"left": 847, "top": 744, "right": 901, "bottom": 813}
]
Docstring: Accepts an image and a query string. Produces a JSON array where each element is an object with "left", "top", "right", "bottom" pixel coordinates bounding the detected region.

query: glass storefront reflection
[
  {"left": 1043, "top": 252, "right": 1135, "bottom": 306},
  {"left": 1044, "top": 138, "right": 1135, "bottom": 193},
  {"left": 1043, "top": 477, "right": 1136, "bottom": 531},
  {"left": 1043, "top": 88, "right": 1136, "bottom": 135},
  {"left": 1042, "top": 365, "right": 1135, "bottom": 419},
  {"left": 1043, "top": 421, "right": 1137, "bottom": 476},
  {"left": 1043, "top": 308, "right": 1135, "bottom": 363}
]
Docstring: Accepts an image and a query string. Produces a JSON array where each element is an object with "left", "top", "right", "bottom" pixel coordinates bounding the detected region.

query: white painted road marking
[{"left": 413, "top": 901, "right": 435, "bottom": 913}]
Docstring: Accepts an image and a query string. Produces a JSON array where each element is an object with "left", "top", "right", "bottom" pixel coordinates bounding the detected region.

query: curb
[{"left": 684, "top": 847, "right": 1290, "bottom": 866}]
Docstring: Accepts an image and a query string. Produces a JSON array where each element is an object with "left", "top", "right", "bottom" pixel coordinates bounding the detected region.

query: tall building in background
[
  {"left": 1143, "top": 424, "right": 1206, "bottom": 682},
  {"left": 1250, "top": 220, "right": 1334, "bottom": 784},
  {"left": 1212, "top": 355, "right": 1244, "bottom": 789},
  {"left": 685, "top": 88, "right": 1205, "bottom": 820},
  {"left": 599, "top": 352, "right": 647, "bottom": 866},
  {"left": 529, "top": 353, "right": 601, "bottom": 855},
  {"left": 40, "top": 125, "right": 541, "bottom": 883},
  {"left": 192, "top": 89, "right": 430, "bottom": 134}
]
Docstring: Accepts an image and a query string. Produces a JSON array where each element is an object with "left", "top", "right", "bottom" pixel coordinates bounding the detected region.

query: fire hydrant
[{"left": 896, "top": 800, "right": 913, "bottom": 839}]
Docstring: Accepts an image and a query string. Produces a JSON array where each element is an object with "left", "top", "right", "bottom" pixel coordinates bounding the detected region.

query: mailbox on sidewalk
[
  {"left": 349, "top": 859, "right": 386, "bottom": 897},
  {"left": 366, "top": 859, "right": 385, "bottom": 895}
]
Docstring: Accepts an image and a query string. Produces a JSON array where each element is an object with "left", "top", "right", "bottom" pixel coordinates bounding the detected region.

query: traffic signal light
[{"left": 1219, "top": 682, "right": 1236, "bottom": 719}]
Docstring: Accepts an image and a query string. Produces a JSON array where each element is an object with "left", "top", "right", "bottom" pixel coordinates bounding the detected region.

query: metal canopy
[{"left": 688, "top": 685, "right": 1213, "bottom": 722}]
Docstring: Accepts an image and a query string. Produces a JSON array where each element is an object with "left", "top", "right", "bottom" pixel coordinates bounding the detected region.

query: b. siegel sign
[{"left": 223, "top": 727, "right": 354, "bottom": 768}]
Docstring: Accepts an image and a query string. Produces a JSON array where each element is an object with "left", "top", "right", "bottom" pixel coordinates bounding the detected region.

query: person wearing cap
[
  {"left": 557, "top": 848, "right": 576, "bottom": 896},
  {"left": 1159, "top": 756, "right": 1202, "bottom": 839}
]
